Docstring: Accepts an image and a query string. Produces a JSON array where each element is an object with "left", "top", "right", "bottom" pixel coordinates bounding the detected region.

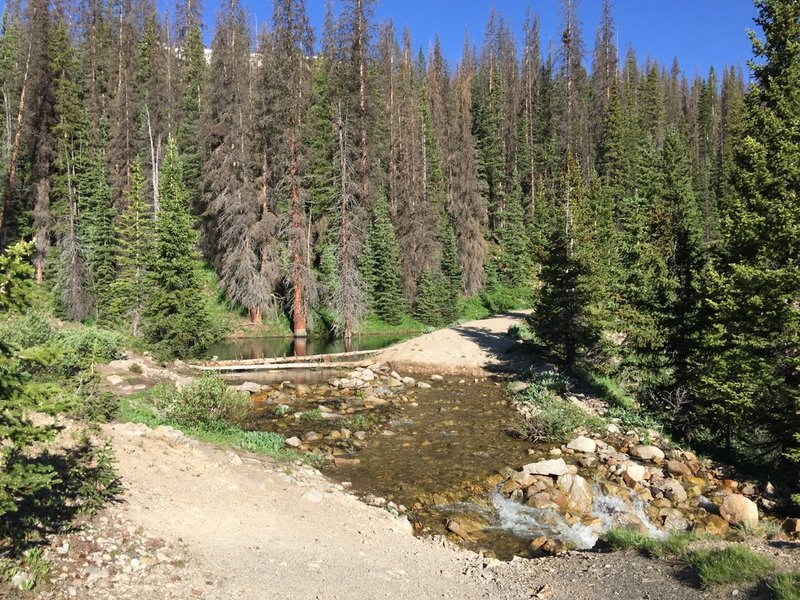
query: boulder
[
  {"left": 285, "top": 436, "right": 302, "bottom": 448},
  {"left": 629, "top": 445, "right": 665, "bottom": 461},
  {"left": 556, "top": 474, "right": 594, "bottom": 513},
  {"left": 240, "top": 381, "right": 262, "bottom": 393},
  {"left": 446, "top": 516, "right": 485, "bottom": 542},
  {"left": 526, "top": 492, "right": 560, "bottom": 510},
  {"left": 719, "top": 494, "right": 759, "bottom": 528},
  {"left": 659, "top": 478, "right": 688, "bottom": 503},
  {"left": 522, "top": 458, "right": 569, "bottom": 477},
  {"left": 666, "top": 460, "right": 693, "bottom": 477},
  {"left": 783, "top": 518, "right": 800, "bottom": 537},
  {"left": 401, "top": 376, "right": 416, "bottom": 386},
  {"left": 566, "top": 435, "right": 597, "bottom": 454},
  {"left": 703, "top": 514, "right": 730, "bottom": 535},
  {"left": 622, "top": 463, "right": 647, "bottom": 484}
]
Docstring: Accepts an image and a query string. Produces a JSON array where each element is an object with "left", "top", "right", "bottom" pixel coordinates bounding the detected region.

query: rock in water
[
  {"left": 566, "top": 436, "right": 597, "bottom": 454},
  {"left": 556, "top": 474, "right": 593, "bottom": 513},
  {"left": 719, "top": 494, "right": 759, "bottom": 528},
  {"left": 629, "top": 445, "right": 665, "bottom": 461},
  {"left": 522, "top": 458, "right": 569, "bottom": 477}
]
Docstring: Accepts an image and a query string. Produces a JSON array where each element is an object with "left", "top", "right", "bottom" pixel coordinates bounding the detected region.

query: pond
[{"left": 206, "top": 334, "right": 409, "bottom": 361}]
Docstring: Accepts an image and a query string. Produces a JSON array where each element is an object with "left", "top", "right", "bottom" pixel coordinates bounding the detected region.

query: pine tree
[
  {"left": 693, "top": 0, "right": 800, "bottom": 477},
  {"left": 108, "top": 158, "right": 151, "bottom": 336},
  {"left": 0, "top": 241, "right": 61, "bottom": 542},
  {"left": 362, "top": 190, "right": 404, "bottom": 325},
  {"left": 496, "top": 171, "right": 531, "bottom": 288},
  {"left": 145, "top": 139, "right": 210, "bottom": 357},
  {"left": 76, "top": 127, "right": 117, "bottom": 319}
]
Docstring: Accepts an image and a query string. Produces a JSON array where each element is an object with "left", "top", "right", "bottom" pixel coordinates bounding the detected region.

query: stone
[
  {"left": 666, "top": 460, "right": 693, "bottom": 477},
  {"left": 430, "top": 374, "right": 444, "bottom": 381},
  {"left": 416, "top": 381, "right": 432, "bottom": 389},
  {"left": 629, "top": 445, "right": 665, "bottom": 461},
  {"left": 703, "top": 514, "right": 730, "bottom": 535},
  {"left": 354, "top": 431, "right": 367, "bottom": 441},
  {"left": 401, "top": 376, "right": 416, "bottom": 386},
  {"left": 304, "top": 431, "right": 323, "bottom": 442},
  {"left": 512, "top": 471, "right": 536, "bottom": 487},
  {"left": 302, "top": 489, "right": 325, "bottom": 503},
  {"left": 782, "top": 518, "right": 800, "bottom": 536},
  {"left": 285, "top": 436, "right": 302, "bottom": 448},
  {"left": 106, "top": 375, "right": 124, "bottom": 386},
  {"left": 661, "top": 510, "right": 690, "bottom": 531},
  {"left": 719, "top": 494, "right": 759, "bottom": 528},
  {"left": 556, "top": 474, "right": 593, "bottom": 513},
  {"left": 152, "top": 425, "right": 184, "bottom": 444},
  {"left": 566, "top": 435, "right": 597, "bottom": 454},
  {"left": 522, "top": 458, "right": 569, "bottom": 477},
  {"left": 660, "top": 478, "right": 688, "bottom": 503},
  {"left": 526, "top": 492, "right": 560, "bottom": 510},
  {"left": 446, "top": 516, "right": 485, "bottom": 541},
  {"left": 541, "top": 538, "right": 568, "bottom": 556},
  {"left": 606, "top": 423, "right": 621, "bottom": 434},
  {"left": 240, "top": 381, "right": 262, "bottom": 393},
  {"left": 11, "top": 571, "right": 33, "bottom": 590},
  {"left": 508, "top": 381, "right": 530, "bottom": 393},
  {"left": 295, "top": 384, "right": 311, "bottom": 396},
  {"left": 622, "top": 463, "right": 647, "bottom": 484},
  {"left": 226, "top": 451, "right": 243, "bottom": 466},
  {"left": 117, "top": 422, "right": 150, "bottom": 437},
  {"left": 333, "top": 457, "right": 361, "bottom": 467}
]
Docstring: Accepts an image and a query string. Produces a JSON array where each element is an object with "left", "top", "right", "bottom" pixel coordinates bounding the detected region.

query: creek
[
  {"left": 239, "top": 373, "right": 663, "bottom": 560},
  {"left": 206, "top": 334, "right": 408, "bottom": 361}
]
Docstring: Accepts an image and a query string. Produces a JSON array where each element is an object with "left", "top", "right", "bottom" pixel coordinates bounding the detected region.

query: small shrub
[
  {"left": 604, "top": 529, "right": 702, "bottom": 558},
  {"left": 0, "top": 313, "right": 53, "bottom": 348},
  {"left": 508, "top": 322, "right": 536, "bottom": 343},
  {"left": 128, "top": 362, "right": 143, "bottom": 374},
  {"left": 769, "top": 571, "right": 800, "bottom": 600},
  {"left": 238, "top": 431, "right": 285, "bottom": 454},
  {"left": 684, "top": 545, "right": 776, "bottom": 587},
  {"left": 68, "top": 371, "right": 119, "bottom": 422},
  {"left": 149, "top": 374, "right": 250, "bottom": 430},
  {"left": 55, "top": 326, "right": 126, "bottom": 372},
  {"left": 511, "top": 396, "right": 598, "bottom": 443},
  {"left": 272, "top": 405, "right": 291, "bottom": 417},
  {"left": 346, "top": 414, "right": 374, "bottom": 430},
  {"left": 299, "top": 408, "right": 322, "bottom": 422}
]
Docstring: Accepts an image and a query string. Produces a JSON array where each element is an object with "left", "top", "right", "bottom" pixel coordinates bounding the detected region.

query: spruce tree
[
  {"left": 0, "top": 241, "right": 60, "bottom": 542},
  {"left": 362, "top": 190, "right": 405, "bottom": 325},
  {"left": 694, "top": 0, "right": 800, "bottom": 476},
  {"left": 108, "top": 158, "right": 152, "bottom": 336},
  {"left": 145, "top": 139, "right": 210, "bottom": 357}
]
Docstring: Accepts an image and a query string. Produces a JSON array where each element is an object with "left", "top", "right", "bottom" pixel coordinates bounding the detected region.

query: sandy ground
[{"left": 375, "top": 310, "right": 536, "bottom": 376}]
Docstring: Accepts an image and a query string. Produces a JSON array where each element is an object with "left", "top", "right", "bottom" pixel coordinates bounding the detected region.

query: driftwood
[
  {"left": 191, "top": 360, "right": 371, "bottom": 372},
  {"left": 189, "top": 348, "right": 385, "bottom": 372}
]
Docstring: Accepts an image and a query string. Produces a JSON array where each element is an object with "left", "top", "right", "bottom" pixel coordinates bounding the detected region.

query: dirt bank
[{"left": 375, "top": 310, "right": 535, "bottom": 376}]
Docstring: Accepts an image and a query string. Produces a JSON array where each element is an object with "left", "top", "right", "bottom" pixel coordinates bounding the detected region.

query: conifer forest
[{"left": 0, "top": 0, "right": 798, "bottom": 495}]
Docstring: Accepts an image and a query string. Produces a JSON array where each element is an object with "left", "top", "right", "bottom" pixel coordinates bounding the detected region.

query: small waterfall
[{"left": 483, "top": 485, "right": 665, "bottom": 550}]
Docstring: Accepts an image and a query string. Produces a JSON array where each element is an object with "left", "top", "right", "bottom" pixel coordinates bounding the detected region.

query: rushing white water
[{"left": 484, "top": 485, "right": 665, "bottom": 550}]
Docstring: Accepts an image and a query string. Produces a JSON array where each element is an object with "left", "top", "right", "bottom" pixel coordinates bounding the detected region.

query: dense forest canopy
[{"left": 0, "top": 0, "right": 797, "bottom": 492}]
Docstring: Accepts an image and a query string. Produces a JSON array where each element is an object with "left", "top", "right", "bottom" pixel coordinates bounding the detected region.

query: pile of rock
[{"left": 495, "top": 429, "right": 773, "bottom": 553}]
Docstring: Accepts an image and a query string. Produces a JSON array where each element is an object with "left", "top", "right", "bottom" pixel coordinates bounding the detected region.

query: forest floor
[{"left": 8, "top": 312, "right": 799, "bottom": 600}]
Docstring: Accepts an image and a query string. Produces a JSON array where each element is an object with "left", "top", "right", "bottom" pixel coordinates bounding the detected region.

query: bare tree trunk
[
  {"left": 338, "top": 105, "right": 353, "bottom": 342},
  {"left": 290, "top": 112, "right": 306, "bottom": 338},
  {"left": 146, "top": 105, "right": 160, "bottom": 214}
]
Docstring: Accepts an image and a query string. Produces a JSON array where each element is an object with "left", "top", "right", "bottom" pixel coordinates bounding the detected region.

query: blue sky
[
  {"left": 0, "top": 0, "right": 759, "bottom": 76},
  {"left": 225, "top": 0, "right": 759, "bottom": 76}
]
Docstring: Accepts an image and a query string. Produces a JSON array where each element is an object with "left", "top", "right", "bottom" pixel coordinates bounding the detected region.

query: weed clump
[{"left": 684, "top": 545, "right": 776, "bottom": 588}]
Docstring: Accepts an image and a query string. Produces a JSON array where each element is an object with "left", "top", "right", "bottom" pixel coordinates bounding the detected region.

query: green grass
[
  {"left": 769, "top": 571, "right": 800, "bottom": 600},
  {"left": 358, "top": 313, "right": 427, "bottom": 335},
  {"left": 118, "top": 394, "right": 317, "bottom": 464},
  {"left": 684, "top": 545, "right": 776, "bottom": 588},
  {"left": 299, "top": 408, "right": 322, "bottom": 421},
  {"left": 604, "top": 528, "right": 703, "bottom": 558}
]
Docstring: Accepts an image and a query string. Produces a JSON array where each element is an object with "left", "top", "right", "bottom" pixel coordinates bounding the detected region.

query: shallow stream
[
  {"left": 239, "top": 374, "right": 665, "bottom": 559},
  {"left": 207, "top": 334, "right": 407, "bottom": 361}
]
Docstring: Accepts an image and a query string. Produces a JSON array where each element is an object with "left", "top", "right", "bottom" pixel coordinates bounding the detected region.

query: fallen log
[
  {"left": 194, "top": 348, "right": 383, "bottom": 369},
  {"left": 191, "top": 360, "right": 371, "bottom": 372}
]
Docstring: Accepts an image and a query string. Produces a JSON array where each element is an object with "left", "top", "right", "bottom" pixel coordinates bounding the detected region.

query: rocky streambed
[{"left": 232, "top": 363, "right": 795, "bottom": 560}]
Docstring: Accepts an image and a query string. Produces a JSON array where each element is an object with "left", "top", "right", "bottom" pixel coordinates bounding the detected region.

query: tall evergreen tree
[
  {"left": 362, "top": 190, "right": 404, "bottom": 325},
  {"left": 145, "top": 139, "right": 210, "bottom": 357},
  {"left": 108, "top": 158, "right": 151, "bottom": 335},
  {"left": 693, "top": 0, "right": 800, "bottom": 478}
]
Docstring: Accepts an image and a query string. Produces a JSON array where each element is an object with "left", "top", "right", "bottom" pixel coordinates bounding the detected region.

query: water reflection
[{"left": 206, "top": 334, "right": 407, "bottom": 361}]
